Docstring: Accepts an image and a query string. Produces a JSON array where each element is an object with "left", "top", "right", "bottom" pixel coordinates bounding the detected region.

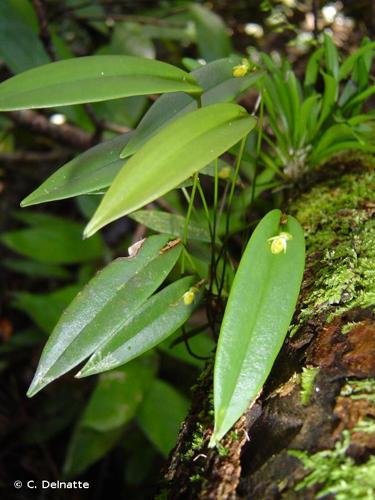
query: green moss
[
  {"left": 341, "top": 321, "right": 363, "bottom": 334},
  {"left": 289, "top": 431, "right": 375, "bottom": 499},
  {"left": 216, "top": 442, "right": 230, "bottom": 457},
  {"left": 300, "top": 366, "right": 319, "bottom": 405},
  {"left": 290, "top": 167, "right": 375, "bottom": 335},
  {"left": 190, "top": 474, "right": 202, "bottom": 483},
  {"left": 354, "top": 417, "right": 375, "bottom": 434},
  {"left": 229, "top": 430, "right": 240, "bottom": 441},
  {"left": 183, "top": 423, "right": 205, "bottom": 460},
  {"left": 340, "top": 378, "right": 375, "bottom": 403}
]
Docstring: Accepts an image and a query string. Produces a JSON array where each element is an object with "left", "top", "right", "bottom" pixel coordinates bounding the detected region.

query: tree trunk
[{"left": 161, "top": 157, "right": 375, "bottom": 499}]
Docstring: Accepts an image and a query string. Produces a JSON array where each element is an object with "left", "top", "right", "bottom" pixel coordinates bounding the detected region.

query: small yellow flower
[
  {"left": 268, "top": 231, "right": 293, "bottom": 254},
  {"left": 218, "top": 166, "right": 232, "bottom": 179},
  {"left": 232, "top": 59, "right": 250, "bottom": 78},
  {"left": 183, "top": 286, "right": 199, "bottom": 305}
]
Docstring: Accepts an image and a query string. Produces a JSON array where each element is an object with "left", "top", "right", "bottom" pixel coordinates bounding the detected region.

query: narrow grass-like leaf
[
  {"left": 27, "top": 235, "right": 182, "bottom": 397},
  {"left": 121, "top": 58, "right": 261, "bottom": 158},
  {"left": 304, "top": 48, "right": 324, "bottom": 90},
  {"left": 128, "top": 210, "right": 211, "bottom": 242},
  {"left": 343, "top": 85, "right": 375, "bottom": 110},
  {"left": 21, "top": 133, "right": 133, "bottom": 206},
  {"left": 339, "top": 41, "right": 375, "bottom": 80},
  {"left": 0, "top": 56, "right": 202, "bottom": 111},
  {"left": 84, "top": 103, "right": 256, "bottom": 237},
  {"left": 210, "top": 209, "right": 305, "bottom": 446},
  {"left": 286, "top": 70, "right": 302, "bottom": 143},
  {"left": 324, "top": 33, "right": 339, "bottom": 79},
  {"left": 311, "top": 141, "right": 375, "bottom": 164},
  {"left": 77, "top": 276, "right": 203, "bottom": 377},
  {"left": 311, "top": 123, "right": 357, "bottom": 162},
  {"left": 295, "top": 94, "right": 320, "bottom": 147},
  {"left": 317, "top": 72, "right": 337, "bottom": 127}
]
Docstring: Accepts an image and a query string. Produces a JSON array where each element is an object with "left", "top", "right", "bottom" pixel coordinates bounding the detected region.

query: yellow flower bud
[
  {"left": 183, "top": 286, "right": 199, "bottom": 305},
  {"left": 268, "top": 231, "right": 293, "bottom": 254}
]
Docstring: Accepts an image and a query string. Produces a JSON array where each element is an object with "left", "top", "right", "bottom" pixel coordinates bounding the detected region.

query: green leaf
[
  {"left": 21, "top": 133, "right": 133, "bottom": 206},
  {"left": 26, "top": 235, "right": 182, "bottom": 397},
  {"left": 77, "top": 277, "right": 203, "bottom": 377},
  {"left": 0, "top": 55, "right": 202, "bottom": 111},
  {"left": 210, "top": 209, "right": 305, "bottom": 446},
  {"left": 263, "top": 73, "right": 292, "bottom": 134},
  {"left": 84, "top": 103, "right": 256, "bottom": 237},
  {"left": 295, "top": 94, "right": 320, "bottom": 147},
  {"left": 121, "top": 58, "right": 262, "bottom": 158},
  {"left": 343, "top": 85, "right": 375, "bottom": 110},
  {"left": 0, "top": 0, "right": 49, "bottom": 73},
  {"left": 106, "top": 21, "right": 155, "bottom": 59},
  {"left": 63, "top": 357, "right": 156, "bottom": 478},
  {"left": 81, "top": 357, "right": 157, "bottom": 432},
  {"left": 285, "top": 70, "right": 302, "bottom": 143},
  {"left": 2, "top": 258, "right": 71, "bottom": 280},
  {"left": 159, "top": 330, "right": 214, "bottom": 368},
  {"left": 304, "top": 47, "right": 324, "bottom": 90},
  {"left": 189, "top": 4, "right": 232, "bottom": 61},
  {"left": 310, "top": 141, "right": 375, "bottom": 164},
  {"left": 324, "top": 33, "right": 339, "bottom": 79},
  {"left": 317, "top": 72, "right": 338, "bottom": 127},
  {"left": 129, "top": 209, "right": 211, "bottom": 242},
  {"left": 63, "top": 427, "right": 122, "bottom": 478},
  {"left": 311, "top": 123, "right": 357, "bottom": 161},
  {"left": 339, "top": 41, "right": 375, "bottom": 81},
  {"left": 137, "top": 379, "right": 189, "bottom": 456},
  {"left": 13, "top": 285, "right": 81, "bottom": 334},
  {"left": 1, "top": 215, "right": 103, "bottom": 264}
]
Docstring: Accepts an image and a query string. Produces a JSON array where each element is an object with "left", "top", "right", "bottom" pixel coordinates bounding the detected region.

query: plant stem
[
  {"left": 250, "top": 93, "right": 264, "bottom": 205},
  {"left": 181, "top": 172, "right": 199, "bottom": 274},
  {"left": 196, "top": 180, "right": 213, "bottom": 237},
  {"left": 218, "top": 135, "right": 247, "bottom": 295},
  {"left": 209, "top": 159, "right": 220, "bottom": 293}
]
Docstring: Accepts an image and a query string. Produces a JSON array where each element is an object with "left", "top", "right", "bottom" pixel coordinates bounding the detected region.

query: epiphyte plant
[{"left": 0, "top": 46, "right": 306, "bottom": 447}]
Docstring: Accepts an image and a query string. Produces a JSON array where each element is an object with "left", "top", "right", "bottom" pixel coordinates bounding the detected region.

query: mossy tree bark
[{"left": 161, "top": 158, "right": 375, "bottom": 499}]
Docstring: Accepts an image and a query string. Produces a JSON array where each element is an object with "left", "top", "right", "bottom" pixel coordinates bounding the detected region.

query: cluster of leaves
[
  {"left": 0, "top": 0, "right": 258, "bottom": 477},
  {"left": 1, "top": 210, "right": 212, "bottom": 477},
  {"left": 252, "top": 34, "right": 375, "bottom": 178}
]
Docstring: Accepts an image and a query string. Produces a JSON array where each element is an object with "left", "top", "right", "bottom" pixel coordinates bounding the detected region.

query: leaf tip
[
  {"left": 26, "top": 376, "right": 46, "bottom": 398},
  {"left": 20, "top": 193, "right": 38, "bottom": 208},
  {"left": 75, "top": 361, "right": 98, "bottom": 378},
  {"left": 119, "top": 149, "right": 129, "bottom": 159},
  {"left": 83, "top": 222, "right": 97, "bottom": 239}
]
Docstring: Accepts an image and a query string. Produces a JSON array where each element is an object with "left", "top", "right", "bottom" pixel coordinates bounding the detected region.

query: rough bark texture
[{"left": 161, "top": 157, "right": 375, "bottom": 499}]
